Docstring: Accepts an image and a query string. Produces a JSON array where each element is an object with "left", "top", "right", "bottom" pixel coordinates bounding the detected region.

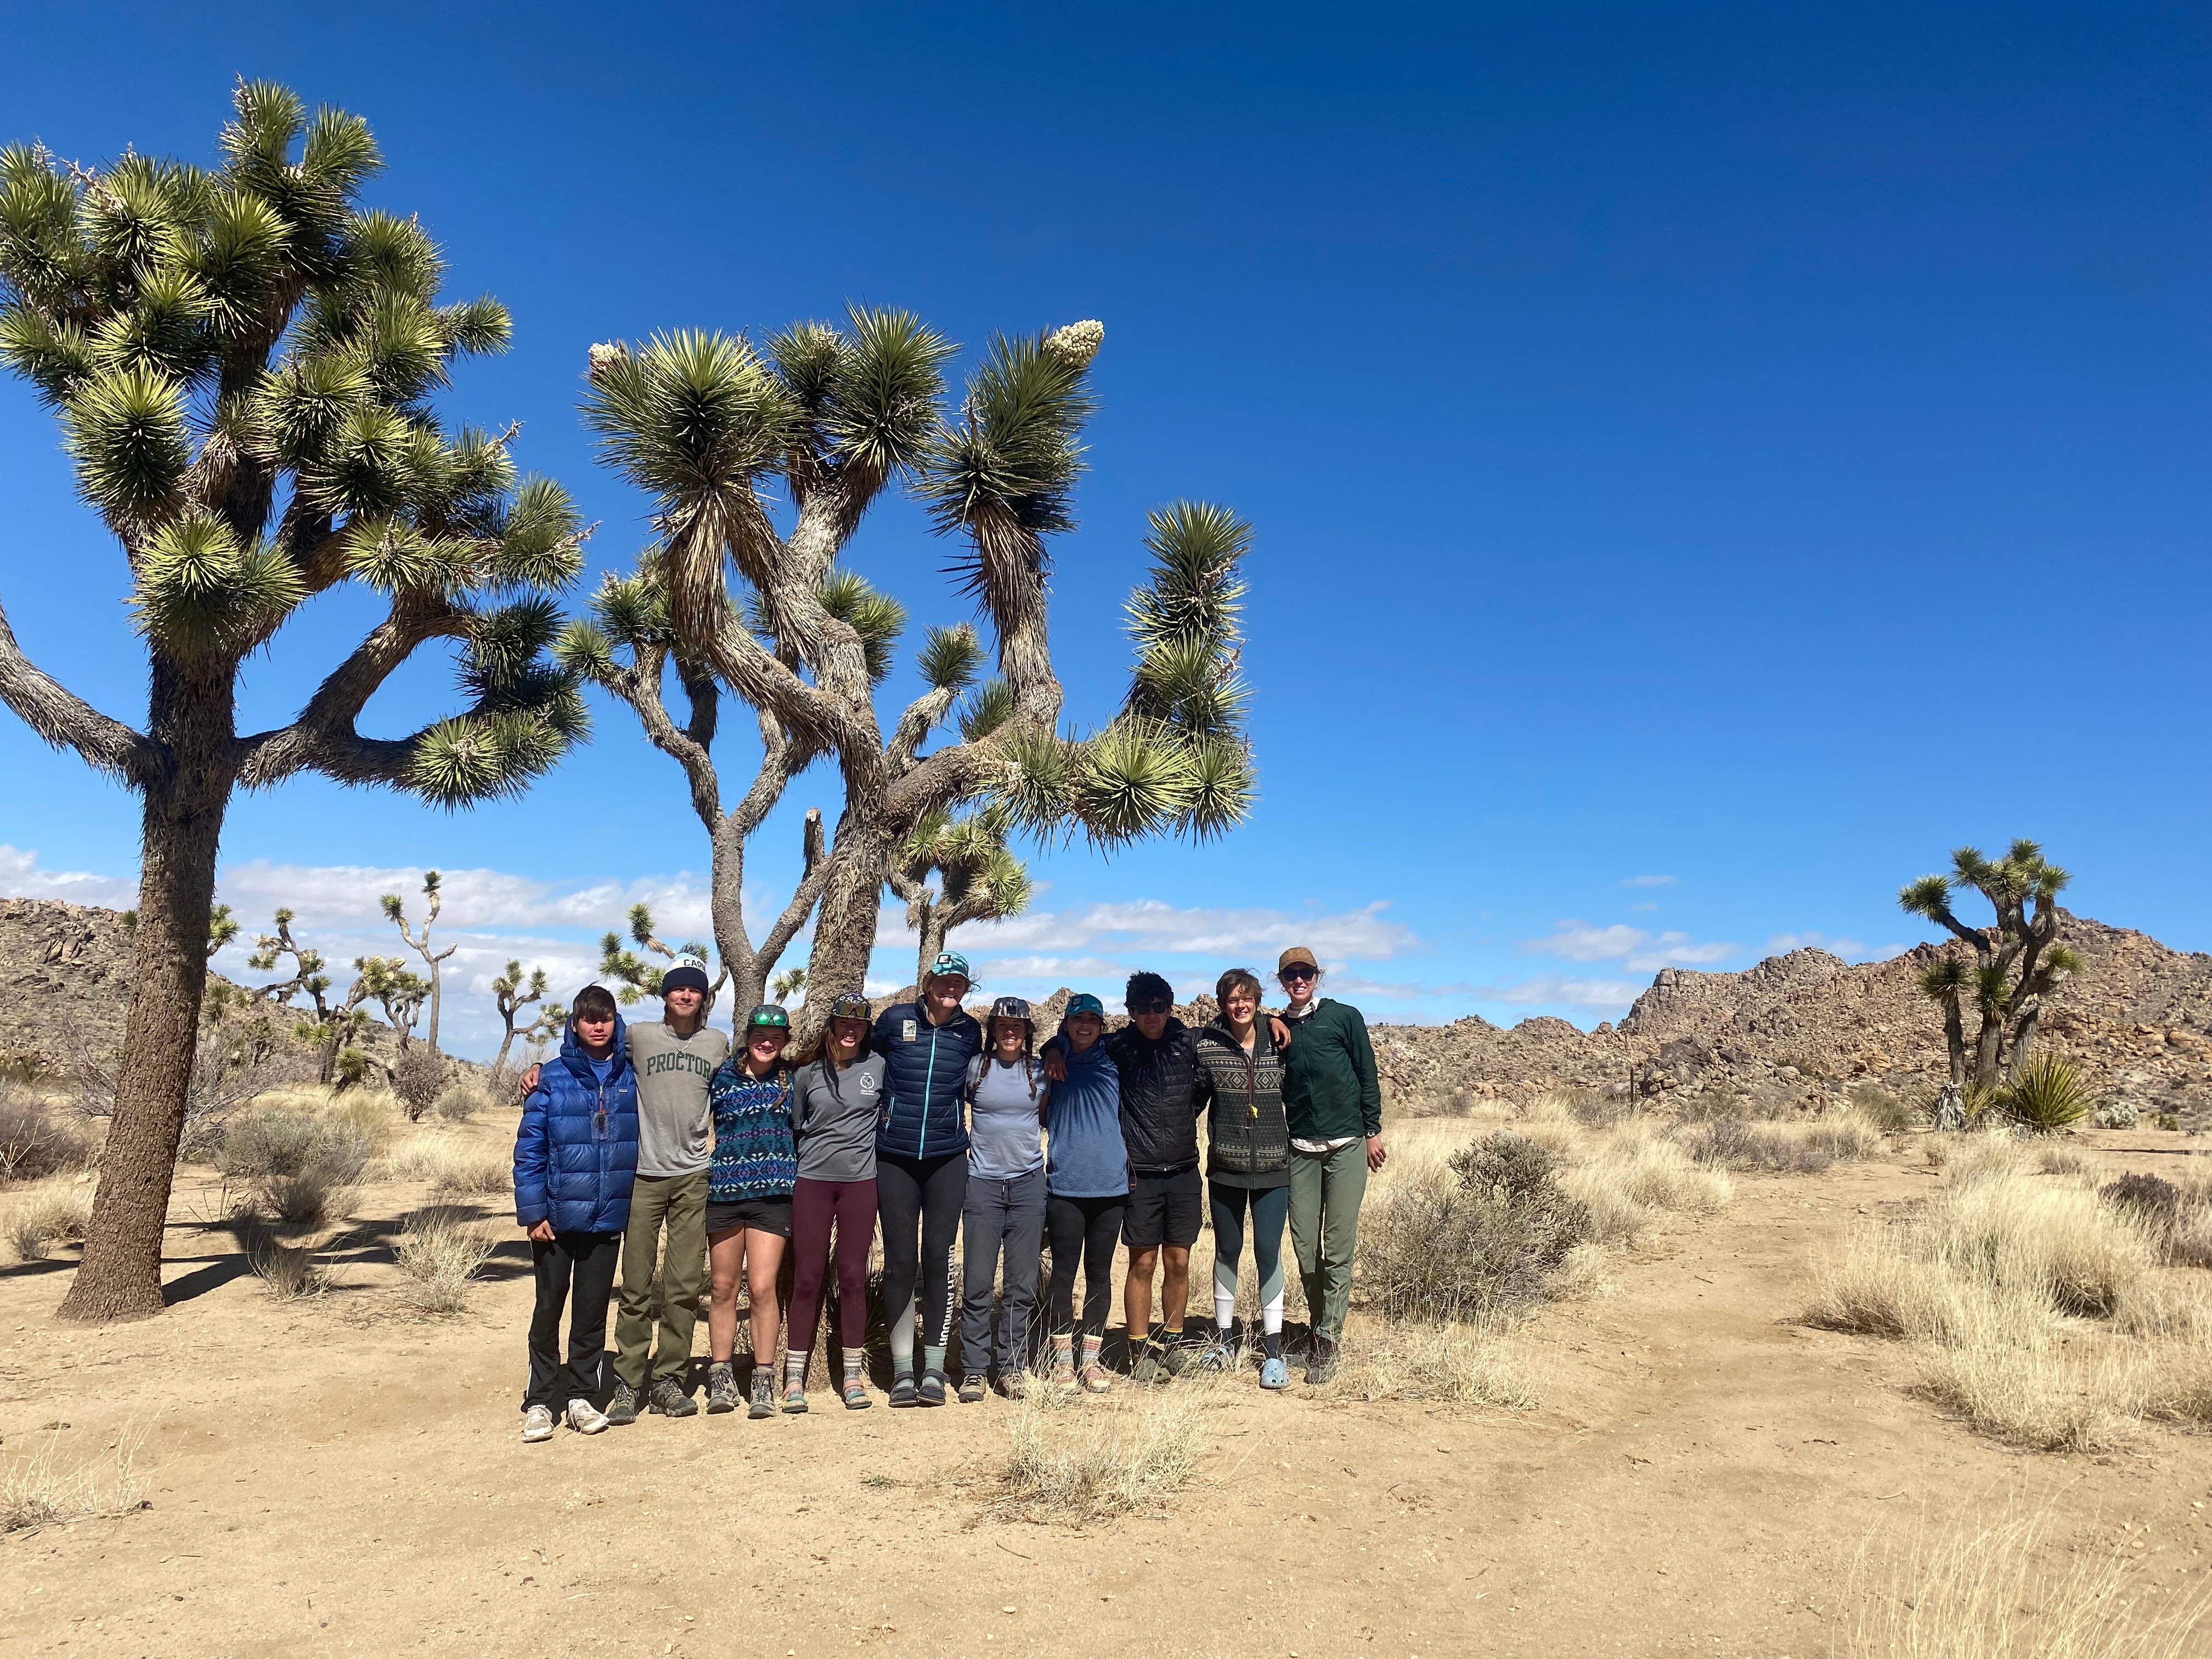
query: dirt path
[{"left": 3, "top": 1136, "right": 2209, "bottom": 1658}]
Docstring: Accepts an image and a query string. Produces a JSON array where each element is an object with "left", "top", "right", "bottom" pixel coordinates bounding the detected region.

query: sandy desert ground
[{"left": 2, "top": 1113, "right": 2209, "bottom": 1659}]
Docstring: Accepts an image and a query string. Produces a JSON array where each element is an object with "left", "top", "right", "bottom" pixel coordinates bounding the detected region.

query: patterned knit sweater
[{"left": 707, "top": 1060, "right": 797, "bottom": 1202}]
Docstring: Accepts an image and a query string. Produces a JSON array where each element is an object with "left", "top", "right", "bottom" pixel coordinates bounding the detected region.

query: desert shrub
[
  {"left": 1563, "top": 1087, "right": 1632, "bottom": 1128},
  {"left": 433, "top": 1080, "right": 494, "bottom": 1124},
  {"left": 219, "top": 1108, "right": 373, "bottom": 1228},
  {"left": 2153, "top": 1112, "right": 2181, "bottom": 1131},
  {"left": 1846, "top": 1083, "right": 1914, "bottom": 1132},
  {"left": 1359, "top": 1132, "right": 1593, "bottom": 1321},
  {"left": 4, "top": 1182, "right": 93, "bottom": 1261},
  {"left": 2094, "top": 1099, "right": 2142, "bottom": 1130},
  {"left": 1996, "top": 1054, "right": 2092, "bottom": 1135},
  {"left": 2034, "top": 1142, "right": 2091, "bottom": 1176},
  {"left": 995, "top": 1380, "right": 1209, "bottom": 1523},
  {"left": 245, "top": 1229, "right": 338, "bottom": 1300},
  {"left": 1846, "top": 1509, "right": 2212, "bottom": 1658},
  {"left": 0, "top": 1090, "right": 89, "bottom": 1182},
  {"left": 2101, "top": 1171, "right": 2179, "bottom": 1226},
  {"left": 384, "top": 1133, "right": 511, "bottom": 1198},
  {"left": 1676, "top": 1111, "right": 1880, "bottom": 1174},
  {"left": 393, "top": 1205, "right": 496, "bottom": 1316},
  {"left": 1327, "top": 1317, "right": 1537, "bottom": 1407},
  {"left": 67, "top": 996, "right": 318, "bottom": 1158},
  {"left": 2, "top": 1430, "right": 146, "bottom": 1535},
  {"left": 2102, "top": 1171, "right": 2212, "bottom": 1269},
  {"left": 1567, "top": 1123, "right": 1733, "bottom": 1215},
  {"left": 392, "top": 1047, "right": 447, "bottom": 1122}
]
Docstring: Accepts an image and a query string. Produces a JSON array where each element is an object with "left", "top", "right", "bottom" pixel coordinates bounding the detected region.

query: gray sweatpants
[{"left": 960, "top": 1168, "right": 1047, "bottom": 1376}]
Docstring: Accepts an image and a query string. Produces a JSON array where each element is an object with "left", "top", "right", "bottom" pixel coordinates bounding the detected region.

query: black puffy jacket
[{"left": 1105, "top": 1019, "right": 1201, "bottom": 1176}]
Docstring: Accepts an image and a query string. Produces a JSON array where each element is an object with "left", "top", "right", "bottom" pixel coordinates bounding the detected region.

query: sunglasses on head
[
  {"left": 1279, "top": 966, "right": 1317, "bottom": 981},
  {"left": 1128, "top": 998, "right": 1172, "bottom": 1015}
]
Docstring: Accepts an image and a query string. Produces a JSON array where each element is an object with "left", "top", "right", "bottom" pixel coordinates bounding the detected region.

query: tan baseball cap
[{"left": 1277, "top": 946, "right": 1319, "bottom": 972}]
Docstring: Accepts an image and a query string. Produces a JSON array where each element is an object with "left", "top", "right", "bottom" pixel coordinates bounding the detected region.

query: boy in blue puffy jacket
[{"left": 514, "top": 985, "right": 640, "bottom": 1442}]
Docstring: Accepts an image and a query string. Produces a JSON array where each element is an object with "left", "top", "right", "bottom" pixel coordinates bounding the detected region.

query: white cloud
[
  {"left": 1629, "top": 901, "right": 1659, "bottom": 912},
  {"left": 950, "top": 898, "right": 1418, "bottom": 962},
  {"left": 1523, "top": 919, "right": 1738, "bottom": 972},
  {"left": 218, "top": 859, "right": 720, "bottom": 938},
  {"left": 0, "top": 845, "right": 138, "bottom": 909},
  {"left": 1474, "top": 975, "right": 1643, "bottom": 1013},
  {"left": 1622, "top": 874, "right": 1679, "bottom": 888}
]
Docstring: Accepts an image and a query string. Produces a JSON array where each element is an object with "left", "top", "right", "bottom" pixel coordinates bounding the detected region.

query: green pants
[
  {"left": 1288, "top": 1141, "right": 1368, "bottom": 1344},
  {"left": 613, "top": 1168, "right": 708, "bottom": 1388}
]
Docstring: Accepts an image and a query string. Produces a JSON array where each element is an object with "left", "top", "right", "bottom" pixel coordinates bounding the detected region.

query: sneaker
[
  {"left": 1260, "top": 1355, "right": 1290, "bottom": 1390},
  {"left": 565, "top": 1397, "right": 609, "bottom": 1435},
  {"left": 705, "top": 1361, "right": 739, "bottom": 1415},
  {"left": 1160, "top": 1338, "right": 1194, "bottom": 1377},
  {"left": 648, "top": 1375, "right": 698, "bottom": 1418},
  {"left": 1304, "top": 1337, "right": 1340, "bottom": 1386},
  {"left": 842, "top": 1376, "right": 872, "bottom": 1410},
  {"left": 782, "top": 1378, "right": 808, "bottom": 1414},
  {"left": 748, "top": 1369, "right": 776, "bottom": 1420},
  {"left": 888, "top": 1372, "right": 918, "bottom": 1408},
  {"left": 916, "top": 1369, "right": 948, "bottom": 1407},
  {"left": 957, "top": 1374, "right": 987, "bottom": 1404},
  {"left": 522, "top": 1404, "right": 556, "bottom": 1443},
  {"left": 996, "top": 1370, "right": 1029, "bottom": 1401},
  {"left": 603, "top": 1381, "right": 640, "bottom": 1427}
]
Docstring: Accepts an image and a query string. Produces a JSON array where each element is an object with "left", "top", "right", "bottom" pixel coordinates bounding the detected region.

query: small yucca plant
[{"left": 1996, "top": 1053, "right": 2092, "bottom": 1134}]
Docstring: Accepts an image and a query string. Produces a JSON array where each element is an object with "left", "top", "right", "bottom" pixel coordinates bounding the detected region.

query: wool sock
[
  {"left": 842, "top": 1352, "right": 864, "bottom": 1387},
  {"left": 1160, "top": 1323, "right": 1183, "bottom": 1347},
  {"left": 922, "top": 1342, "right": 947, "bottom": 1378},
  {"left": 784, "top": 1348, "right": 808, "bottom": 1389},
  {"left": 1080, "top": 1334, "right": 1103, "bottom": 1369}
]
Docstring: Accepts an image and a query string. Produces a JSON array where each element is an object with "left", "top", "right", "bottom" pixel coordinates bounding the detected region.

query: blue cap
[
  {"left": 1064, "top": 992, "right": 1105, "bottom": 1019},
  {"left": 928, "top": 950, "right": 972, "bottom": 981}
]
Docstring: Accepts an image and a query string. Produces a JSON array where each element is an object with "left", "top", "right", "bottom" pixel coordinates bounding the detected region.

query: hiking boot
[
  {"left": 957, "top": 1374, "right": 988, "bottom": 1404},
  {"left": 705, "top": 1361, "right": 739, "bottom": 1414},
  {"left": 1260, "top": 1354, "right": 1290, "bottom": 1390},
  {"left": 782, "top": 1375, "right": 808, "bottom": 1414},
  {"left": 1079, "top": 1358, "right": 1114, "bottom": 1395},
  {"left": 996, "top": 1369, "right": 1029, "bottom": 1401},
  {"left": 521, "top": 1404, "right": 556, "bottom": 1443},
  {"left": 1304, "top": 1337, "right": 1340, "bottom": 1386},
  {"left": 648, "top": 1375, "right": 697, "bottom": 1419},
  {"left": 748, "top": 1369, "right": 776, "bottom": 1420},
  {"left": 916, "top": 1369, "right": 948, "bottom": 1407},
  {"left": 565, "top": 1397, "right": 609, "bottom": 1435},
  {"left": 603, "top": 1381, "right": 640, "bottom": 1426}
]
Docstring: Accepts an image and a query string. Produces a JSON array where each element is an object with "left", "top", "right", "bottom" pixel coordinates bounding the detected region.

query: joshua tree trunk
[
  {"left": 1939, "top": 995, "right": 1966, "bottom": 1087},
  {"left": 910, "top": 897, "right": 946, "bottom": 990},
  {"left": 58, "top": 668, "right": 233, "bottom": 1323},
  {"left": 803, "top": 816, "right": 895, "bottom": 1035}
]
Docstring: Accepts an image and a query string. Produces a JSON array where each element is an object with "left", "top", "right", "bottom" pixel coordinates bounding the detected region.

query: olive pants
[
  {"left": 612, "top": 1168, "right": 709, "bottom": 1389},
  {"left": 1288, "top": 1140, "right": 1368, "bottom": 1345}
]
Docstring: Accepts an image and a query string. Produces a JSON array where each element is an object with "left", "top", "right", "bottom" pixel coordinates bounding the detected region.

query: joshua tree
[
  {"left": 568, "top": 561, "right": 829, "bottom": 1012},
  {"left": 517, "top": 998, "right": 567, "bottom": 1062},
  {"left": 352, "top": 953, "right": 430, "bottom": 1054},
  {"left": 597, "top": 901, "right": 731, "bottom": 1006},
  {"left": 0, "top": 86, "right": 588, "bottom": 1319},
  {"left": 770, "top": 967, "right": 807, "bottom": 1003},
  {"left": 573, "top": 315, "right": 1252, "bottom": 1039},
  {"left": 1899, "top": 839, "right": 2083, "bottom": 1095},
  {"left": 245, "top": 907, "right": 331, "bottom": 1020},
  {"left": 381, "top": 870, "right": 458, "bottom": 1053},
  {"left": 888, "top": 803, "right": 1031, "bottom": 988},
  {"left": 489, "top": 958, "right": 551, "bottom": 1075}
]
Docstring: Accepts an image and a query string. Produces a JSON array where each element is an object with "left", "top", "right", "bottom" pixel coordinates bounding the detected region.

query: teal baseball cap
[
  {"left": 1064, "top": 992, "right": 1105, "bottom": 1019},
  {"left": 928, "top": 950, "right": 972, "bottom": 981}
]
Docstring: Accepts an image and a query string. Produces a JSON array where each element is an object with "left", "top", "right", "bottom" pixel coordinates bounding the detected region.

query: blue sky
[{"left": 2, "top": 3, "right": 2207, "bottom": 1056}]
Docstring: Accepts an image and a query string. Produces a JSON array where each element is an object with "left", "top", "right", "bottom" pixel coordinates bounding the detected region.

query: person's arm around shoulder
[
  {"left": 515, "top": 1076, "right": 556, "bottom": 1243},
  {"left": 1041, "top": 1030, "right": 1069, "bottom": 1084}
]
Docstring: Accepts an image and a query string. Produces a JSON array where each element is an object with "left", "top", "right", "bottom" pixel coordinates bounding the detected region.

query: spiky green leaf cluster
[
  {"left": 819, "top": 570, "right": 907, "bottom": 682},
  {"left": 1122, "top": 502, "right": 1251, "bottom": 741},
  {"left": 581, "top": 329, "right": 795, "bottom": 507},
  {"left": 997, "top": 716, "right": 1253, "bottom": 847},
  {"left": 917, "top": 326, "right": 1096, "bottom": 547},
  {"left": 0, "top": 84, "right": 589, "bottom": 809},
  {"left": 896, "top": 802, "right": 1031, "bottom": 924},
  {"left": 769, "top": 305, "right": 953, "bottom": 484}
]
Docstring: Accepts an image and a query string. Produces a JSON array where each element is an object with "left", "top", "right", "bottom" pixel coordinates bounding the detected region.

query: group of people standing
[{"left": 511, "top": 947, "right": 1384, "bottom": 1443}]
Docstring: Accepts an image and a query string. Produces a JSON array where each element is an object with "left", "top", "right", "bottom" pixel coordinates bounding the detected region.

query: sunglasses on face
[
  {"left": 1280, "top": 967, "right": 1317, "bottom": 983},
  {"left": 1128, "top": 1000, "right": 1172, "bottom": 1015}
]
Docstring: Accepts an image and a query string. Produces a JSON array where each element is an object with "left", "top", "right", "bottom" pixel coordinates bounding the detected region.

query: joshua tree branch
[
  {"left": 601, "top": 641, "right": 725, "bottom": 835},
  {"left": 755, "top": 808, "right": 833, "bottom": 976},
  {"left": 0, "top": 597, "right": 162, "bottom": 788},
  {"left": 234, "top": 597, "right": 471, "bottom": 787}
]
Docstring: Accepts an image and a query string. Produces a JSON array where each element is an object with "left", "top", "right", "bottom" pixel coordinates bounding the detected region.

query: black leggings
[
  {"left": 876, "top": 1151, "right": 966, "bottom": 1365},
  {"left": 1046, "top": 1193, "right": 1127, "bottom": 1339}
]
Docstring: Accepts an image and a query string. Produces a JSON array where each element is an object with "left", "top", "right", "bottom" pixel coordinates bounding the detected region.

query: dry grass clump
[
  {"left": 2100, "top": 1172, "right": 2212, "bottom": 1269},
  {"left": 392, "top": 1205, "right": 496, "bottom": 1316},
  {"left": 1808, "top": 1157, "right": 2207, "bottom": 1451},
  {"left": 433, "top": 1080, "right": 496, "bottom": 1123},
  {"left": 219, "top": 1105, "right": 374, "bottom": 1227},
  {"left": 1847, "top": 1082, "right": 1915, "bottom": 1132},
  {"left": 383, "top": 1132, "right": 511, "bottom": 1198},
  {"left": 2, "top": 1429, "right": 146, "bottom": 1534},
  {"left": 995, "top": 1376, "right": 1215, "bottom": 1524},
  {"left": 1327, "top": 1316, "right": 1538, "bottom": 1407},
  {"left": 1675, "top": 1110, "right": 1882, "bottom": 1173},
  {"left": 1846, "top": 1508, "right": 2212, "bottom": 1658},
  {"left": 246, "top": 1231, "right": 341, "bottom": 1301},
  {"left": 1574, "top": 1122, "right": 1735, "bottom": 1214},
  {"left": 0, "top": 1088, "right": 90, "bottom": 1182},
  {"left": 5, "top": 1180, "right": 93, "bottom": 1261}
]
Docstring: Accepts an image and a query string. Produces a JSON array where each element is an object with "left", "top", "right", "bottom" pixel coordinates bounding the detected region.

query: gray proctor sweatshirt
[{"left": 627, "top": 1022, "right": 730, "bottom": 1178}]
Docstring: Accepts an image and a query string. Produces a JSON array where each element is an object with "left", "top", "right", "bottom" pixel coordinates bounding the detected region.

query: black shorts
[
  {"left": 1123, "top": 1167, "right": 1203, "bottom": 1250},
  {"left": 707, "top": 1197, "right": 793, "bottom": 1238}
]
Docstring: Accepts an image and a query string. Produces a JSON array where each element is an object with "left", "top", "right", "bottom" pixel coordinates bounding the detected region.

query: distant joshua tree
[
  {"left": 246, "top": 907, "right": 331, "bottom": 1021},
  {"left": 599, "top": 902, "right": 727, "bottom": 1006},
  {"left": 382, "top": 871, "right": 458, "bottom": 1055},
  {"left": 1899, "top": 839, "right": 2082, "bottom": 1097},
  {"left": 770, "top": 967, "right": 807, "bottom": 1004},
  {"left": 489, "top": 958, "right": 558, "bottom": 1075},
  {"left": 887, "top": 803, "right": 1030, "bottom": 989}
]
